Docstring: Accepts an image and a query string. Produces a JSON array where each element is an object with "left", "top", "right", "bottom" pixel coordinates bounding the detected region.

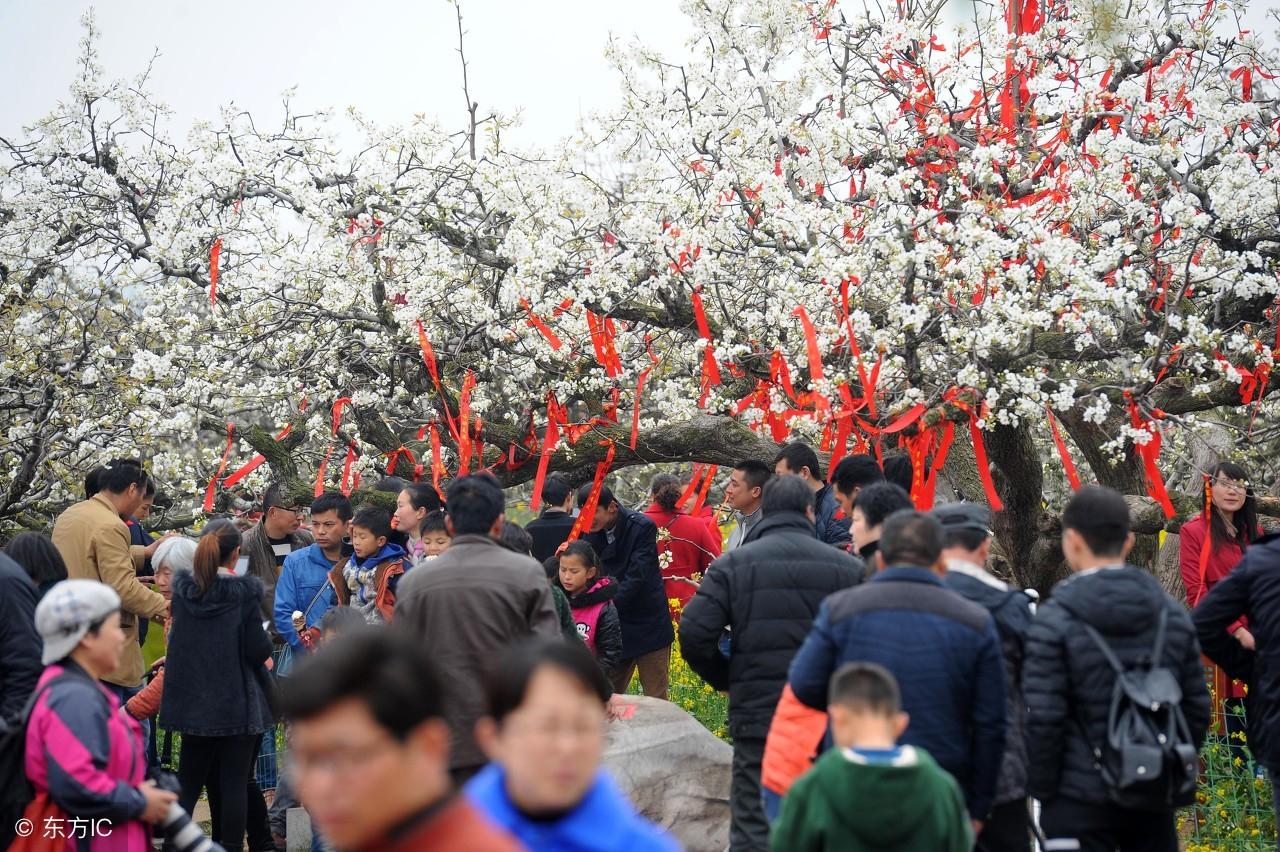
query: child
[
  {"left": 542, "top": 554, "right": 581, "bottom": 643},
  {"left": 556, "top": 540, "right": 622, "bottom": 672},
  {"left": 331, "top": 506, "right": 408, "bottom": 623},
  {"left": 771, "top": 662, "right": 971, "bottom": 852},
  {"left": 418, "top": 510, "right": 451, "bottom": 560},
  {"left": 319, "top": 605, "right": 368, "bottom": 642}
]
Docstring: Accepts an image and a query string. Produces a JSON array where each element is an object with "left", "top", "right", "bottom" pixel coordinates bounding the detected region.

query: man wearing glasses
[{"left": 243, "top": 482, "right": 315, "bottom": 636}]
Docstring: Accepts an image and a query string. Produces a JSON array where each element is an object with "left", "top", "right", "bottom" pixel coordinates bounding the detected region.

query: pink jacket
[{"left": 24, "top": 664, "right": 149, "bottom": 851}]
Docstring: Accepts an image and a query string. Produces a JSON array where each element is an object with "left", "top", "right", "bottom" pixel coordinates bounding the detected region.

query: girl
[
  {"left": 159, "top": 520, "right": 275, "bottom": 852},
  {"left": 557, "top": 541, "right": 623, "bottom": 672},
  {"left": 466, "top": 639, "right": 677, "bottom": 851},
  {"left": 24, "top": 580, "right": 177, "bottom": 851},
  {"left": 394, "top": 484, "right": 443, "bottom": 567}
]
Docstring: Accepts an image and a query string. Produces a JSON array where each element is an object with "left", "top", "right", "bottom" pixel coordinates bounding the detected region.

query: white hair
[{"left": 153, "top": 536, "right": 197, "bottom": 573}]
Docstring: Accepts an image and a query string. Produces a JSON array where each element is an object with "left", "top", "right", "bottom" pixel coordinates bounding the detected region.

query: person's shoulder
[{"left": 282, "top": 542, "right": 321, "bottom": 569}]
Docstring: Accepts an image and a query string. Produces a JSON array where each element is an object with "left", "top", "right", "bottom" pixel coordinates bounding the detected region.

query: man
[
  {"left": 788, "top": 510, "right": 1006, "bottom": 834},
  {"left": 525, "top": 472, "right": 576, "bottom": 562},
  {"left": 850, "top": 482, "right": 913, "bottom": 566},
  {"left": 0, "top": 551, "right": 42, "bottom": 719},
  {"left": 774, "top": 442, "right": 850, "bottom": 548},
  {"left": 1024, "top": 486, "right": 1210, "bottom": 852},
  {"left": 723, "top": 459, "right": 771, "bottom": 551},
  {"left": 51, "top": 458, "right": 167, "bottom": 703},
  {"left": 280, "top": 629, "right": 519, "bottom": 851},
  {"left": 243, "top": 482, "right": 315, "bottom": 630},
  {"left": 396, "top": 475, "right": 559, "bottom": 782},
  {"left": 680, "top": 475, "right": 864, "bottom": 852},
  {"left": 273, "top": 491, "right": 349, "bottom": 655},
  {"left": 578, "top": 482, "right": 673, "bottom": 699},
  {"left": 1194, "top": 530, "right": 1280, "bottom": 834},
  {"left": 830, "top": 454, "right": 884, "bottom": 519},
  {"left": 935, "top": 503, "right": 1036, "bottom": 852}
]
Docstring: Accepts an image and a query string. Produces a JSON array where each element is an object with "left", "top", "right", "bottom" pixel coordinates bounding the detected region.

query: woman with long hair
[
  {"left": 4, "top": 531, "right": 69, "bottom": 600},
  {"left": 1180, "top": 460, "right": 1260, "bottom": 761},
  {"left": 643, "top": 473, "right": 722, "bottom": 620},
  {"left": 159, "top": 520, "right": 275, "bottom": 851},
  {"left": 394, "top": 483, "right": 443, "bottom": 567}
]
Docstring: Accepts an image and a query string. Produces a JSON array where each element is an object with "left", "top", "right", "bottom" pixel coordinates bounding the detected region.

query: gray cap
[
  {"left": 35, "top": 580, "right": 122, "bottom": 665},
  {"left": 930, "top": 502, "right": 992, "bottom": 537}
]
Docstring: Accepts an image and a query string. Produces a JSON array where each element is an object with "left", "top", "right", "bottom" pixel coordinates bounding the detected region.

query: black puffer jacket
[
  {"left": 565, "top": 576, "right": 624, "bottom": 673},
  {"left": 679, "top": 511, "right": 864, "bottom": 738},
  {"left": 944, "top": 566, "right": 1034, "bottom": 805},
  {"left": 1023, "top": 566, "right": 1210, "bottom": 806},
  {"left": 1194, "top": 533, "right": 1280, "bottom": 772},
  {"left": 160, "top": 571, "right": 275, "bottom": 737}
]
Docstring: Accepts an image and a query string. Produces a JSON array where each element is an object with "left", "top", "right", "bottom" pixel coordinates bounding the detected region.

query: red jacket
[
  {"left": 356, "top": 795, "right": 519, "bottom": 852},
  {"left": 644, "top": 504, "right": 722, "bottom": 619},
  {"left": 1180, "top": 514, "right": 1250, "bottom": 698}
]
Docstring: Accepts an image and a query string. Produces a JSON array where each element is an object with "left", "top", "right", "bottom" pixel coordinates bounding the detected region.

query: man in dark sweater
[
  {"left": 680, "top": 475, "right": 864, "bottom": 852},
  {"left": 1024, "top": 487, "right": 1210, "bottom": 852},
  {"left": 526, "top": 473, "right": 576, "bottom": 563},
  {"left": 788, "top": 509, "right": 1006, "bottom": 835}
]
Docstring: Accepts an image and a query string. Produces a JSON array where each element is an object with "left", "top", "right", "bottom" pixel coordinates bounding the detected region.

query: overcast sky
[
  {"left": 0, "top": 0, "right": 693, "bottom": 148},
  {"left": 1, "top": 2, "right": 1276, "bottom": 150}
]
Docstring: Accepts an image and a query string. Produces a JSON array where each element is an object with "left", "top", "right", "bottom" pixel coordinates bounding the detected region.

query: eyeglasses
[
  {"left": 290, "top": 735, "right": 398, "bottom": 777},
  {"left": 503, "top": 713, "right": 608, "bottom": 744},
  {"left": 1211, "top": 478, "right": 1250, "bottom": 495}
]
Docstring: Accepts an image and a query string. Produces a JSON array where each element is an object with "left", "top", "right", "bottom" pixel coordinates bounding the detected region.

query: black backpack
[
  {"left": 1077, "top": 608, "right": 1199, "bottom": 811},
  {"left": 0, "top": 673, "right": 77, "bottom": 846}
]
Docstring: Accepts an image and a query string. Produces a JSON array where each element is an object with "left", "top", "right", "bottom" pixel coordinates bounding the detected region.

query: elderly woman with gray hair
[{"left": 123, "top": 537, "right": 196, "bottom": 721}]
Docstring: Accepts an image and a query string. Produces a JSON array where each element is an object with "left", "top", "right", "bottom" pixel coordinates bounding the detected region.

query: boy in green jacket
[{"left": 771, "top": 662, "right": 972, "bottom": 852}]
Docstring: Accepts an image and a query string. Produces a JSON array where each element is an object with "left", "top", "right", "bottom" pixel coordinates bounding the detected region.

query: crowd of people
[{"left": 0, "top": 444, "right": 1276, "bottom": 852}]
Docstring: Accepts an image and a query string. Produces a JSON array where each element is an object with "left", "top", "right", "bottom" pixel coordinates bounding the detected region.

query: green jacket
[
  {"left": 552, "top": 585, "right": 579, "bottom": 642},
  {"left": 771, "top": 745, "right": 972, "bottom": 852}
]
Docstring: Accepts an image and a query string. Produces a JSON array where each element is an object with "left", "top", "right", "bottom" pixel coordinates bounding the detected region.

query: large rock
[{"left": 604, "top": 695, "right": 732, "bottom": 852}]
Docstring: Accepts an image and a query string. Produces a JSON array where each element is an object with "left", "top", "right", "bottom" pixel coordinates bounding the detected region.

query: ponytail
[
  {"left": 194, "top": 519, "right": 242, "bottom": 595},
  {"left": 650, "top": 473, "right": 682, "bottom": 513}
]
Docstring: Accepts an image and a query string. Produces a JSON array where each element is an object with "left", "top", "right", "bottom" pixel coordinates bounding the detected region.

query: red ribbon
[
  {"left": 520, "top": 298, "right": 564, "bottom": 350},
  {"left": 918, "top": 421, "right": 955, "bottom": 510},
  {"left": 202, "top": 423, "right": 235, "bottom": 512},
  {"left": 791, "top": 306, "right": 826, "bottom": 384},
  {"left": 585, "top": 310, "right": 623, "bottom": 377},
  {"left": 691, "top": 464, "right": 718, "bottom": 515},
  {"left": 530, "top": 394, "right": 563, "bottom": 511},
  {"left": 1198, "top": 475, "right": 1213, "bottom": 587},
  {"left": 314, "top": 444, "right": 334, "bottom": 497},
  {"left": 209, "top": 239, "right": 222, "bottom": 306},
  {"left": 631, "top": 368, "right": 651, "bottom": 450},
  {"left": 415, "top": 321, "right": 458, "bottom": 440},
  {"left": 1046, "top": 407, "right": 1082, "bottom": 491},
  {"left": 881, "top": 402, "right": 926, "bottom": 434},
  {"left": 331, "top": 397, "right": 352, "bottom": 435},
  {"left": 456, "top": 371, "right": 476, "bottom": 476},
  {"left": 429, "top": 424, "right": 444, "bottom": 498},
  {"left": 340, "top": 443, "right": 358, "bottom": 496},
  {"left": 566, "top": 441, "right": 617, "bottom": 545},
  {"left": 1126, "top": 393, "right": 1176, "bottom": 519},
  {"left": 676, "top": 464, "right": 706, "bottom": 510},
  {"left": 222, "top": 423, "right": 293, "bottom": 488},
  {"left": 691, "top": 288, "right": 721, "bottom": 395},
  {"left": 968, "top": 417, "right": 1004, "bottom": 512}
]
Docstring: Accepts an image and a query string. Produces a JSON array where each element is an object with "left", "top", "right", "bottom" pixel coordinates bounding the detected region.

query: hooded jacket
[
  {"left": 944, "top": 563, "right": 1035, "bottom": 805},
  {"left": 680, "top": 511, "right": 864, "bottom": 738},
  {"left": 1023, "top": 566, "right": 1211, "bottom": 806},
  {"left": 332, "top": 541, "right": 408, "bottom": 622},
  {"left": 159, "top": 571, "right": 275, "bottom": 737},
  {"left": 812, "top": 484, "right": 851, "bottom": 549},
  {"left": 466, "top": 764, "right": 678, "bottom": 852},
  {"left": 1194, "top": 532, "right": 1280, "bottom": 772},
  {"left": 566, "top": 576, "right": 623, "bottom": 671},
  {"left": 273, "top": 543, "right": 341, "bottom": 651},
  {"left": 772, "top": 745, "right": 972, "bottom": 852}
]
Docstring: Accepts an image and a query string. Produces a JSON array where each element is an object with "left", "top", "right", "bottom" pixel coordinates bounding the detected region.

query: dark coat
[
  {"left": 395, "top": 534, "right": 560, "bottom": 769},
  {"left": 813, "top": 484, "right": 851, "bottom": 549},
  {"left": 1194, "top": 533, "right": 1280, "bottom": 772},
  {"left": 159, "top": 571, "right": 275, "bottom": 737},
  {"left": 1023, "top": 566, "right": 1211, "bottom": 806},
  {"left": 526, "top": 509, "right": 577, "bottom": 564},
  {"left": 0, "top": 553, "right": 42, "bottom": 720},
  {"left": 944, "top": 566, "right": 1035, "bottom": 805},
  {"left": 679, "top": 511, "right": 864, "bottom": 738},
  {"left": 565, "top": 577, "right": 624, "bottom": 672},
  {"left": 584, "top": 507, "right": 673, "bottom": 659},
  {"left": 789, "top": 566, "right": 1007, "bottom": 819}
]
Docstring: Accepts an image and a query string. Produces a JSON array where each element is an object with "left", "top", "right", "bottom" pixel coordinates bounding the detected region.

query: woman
[
  {"left": 643, "top": 473, "right": 721, "bottom": 620},
  {"left": 24, "top": 580, "right": 177, "bottom": 850},
  {"left": 5, "top": 531, "right": 69, "bottom": 600},
  {"left": 159, "top": 520, "right": 275, "bottom": 852},
  {"left": 1180, "top": 461, "right": 1259, "bottom": 758},
  {"left": 123, "top": 537, "right": 196, "bottom": 720},
  {"left": 393, "top": 483, "right": 443, "bottom": 567},
  {"left": 466, "top": 639, "right": 677, "bottom": 851}
]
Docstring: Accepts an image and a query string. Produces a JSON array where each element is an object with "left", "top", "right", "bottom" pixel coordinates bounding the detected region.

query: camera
[{"left": 151, "top": 769, "right": 225, "bottom": 852}]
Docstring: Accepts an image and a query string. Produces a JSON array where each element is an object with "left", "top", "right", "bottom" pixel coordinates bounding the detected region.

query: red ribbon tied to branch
[
  {"left": 1046, "top": 407, "right": 1082, "bottom": 491},
  {"left": 203, "top": 424, "right": 235, "bottom": 512},
  {"left": 566, "top": 440, "right": 618, "bottom": 545},
  {"left": 1125, "top": 392, "right": 1176, "bottom": 519},
  {"left": 209, "top": 239, "right": 222, "bottom": 306}
]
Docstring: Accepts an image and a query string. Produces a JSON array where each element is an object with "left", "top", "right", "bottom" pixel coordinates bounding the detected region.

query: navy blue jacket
[
  {"left": 584, "top": 507, "right": 673, "bottom": 659},
  {"left": 0, "top": 553, "right": 42, "bottom": 720},
  {"left": 789, "top": 566, "right": 1007, "bottom": 819},
  {"left": 526, "top": 509, "right": 576, "bottom": 564},
  {"left": 813, "top": 484, "right": 851, "bottom": 549},
  {"left": 1195, "top": 534, "right": 1280, "bottom": 772}
]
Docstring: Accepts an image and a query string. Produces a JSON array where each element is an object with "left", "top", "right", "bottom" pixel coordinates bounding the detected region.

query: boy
[
  {"left": 419, "top": 510, "right": 452, "bottom": 559},
  {"left": 331, "top": 506, "right": 408, "bottom": 623},
  {"left": 772, "top": 662, "right": 971, "bottom": 852}
]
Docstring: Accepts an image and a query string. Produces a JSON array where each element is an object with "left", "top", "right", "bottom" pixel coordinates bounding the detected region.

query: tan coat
[{"left": 52, "top": 493, "right": 167, "bottom": 687}]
